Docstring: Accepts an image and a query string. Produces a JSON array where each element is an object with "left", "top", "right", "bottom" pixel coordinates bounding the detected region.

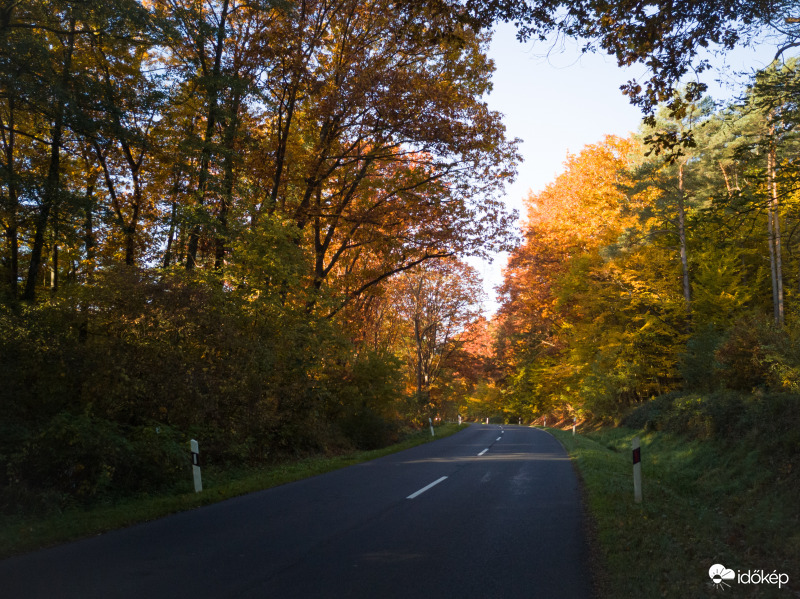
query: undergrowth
[{"left": 548, "top": 390, "right": 799, "bottom": 598}]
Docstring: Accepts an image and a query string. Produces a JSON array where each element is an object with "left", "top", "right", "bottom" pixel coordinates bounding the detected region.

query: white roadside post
[
  {"left": 632, "top": 436, "right": 642, "bottom": 503},
  {"left": 190, "top": 439, "right": 202, "bottom": 493},
  {"left": 572, "top": 417, "right": 577, "bottom": 436},
  {"left": 429, "top": 417, "right": 435, "bottom": 437},
  {"left": 543, "top": 417, "right": 546, "bottom": 428},
  {"left": 458, "top": 414, "right": 462, "bottom": 425}
]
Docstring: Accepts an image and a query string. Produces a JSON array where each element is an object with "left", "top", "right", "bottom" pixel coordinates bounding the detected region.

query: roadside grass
[
  {"left": 0, "top": 423, "right": 465, "bottom": 559},
  {"left": 547, "top": 426, "right": 799, "bottom": 599}
]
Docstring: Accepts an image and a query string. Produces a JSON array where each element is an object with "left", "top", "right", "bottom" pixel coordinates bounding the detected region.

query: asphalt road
[{"left": 1, "top": 425, "right": 593, "bottom": 598}]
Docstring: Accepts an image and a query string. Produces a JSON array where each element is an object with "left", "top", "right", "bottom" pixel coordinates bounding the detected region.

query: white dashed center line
[
  {"left": 407, "top": 476, "right": 448, "bottom": 499},
  {"left": 478, "top": 448, "right": 489, "bottom": 456}
]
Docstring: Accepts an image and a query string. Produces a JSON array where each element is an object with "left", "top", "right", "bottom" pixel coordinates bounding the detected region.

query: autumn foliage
[
  {"left": 496, "top": 135, "right": 650, "bottom": 417},
  {"left": 497, "top": 60, "right": 800, "bottom": 422},
  {"left": 0, "top": 0, "right": 512, "bottom": 512},
  {"left": 2, "top": 0, "right": 799, "bottom": 515}
]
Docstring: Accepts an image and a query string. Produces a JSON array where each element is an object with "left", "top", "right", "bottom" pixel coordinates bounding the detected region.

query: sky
[{"left": 473, "top": 22, "right": 782, "bottom": 316}]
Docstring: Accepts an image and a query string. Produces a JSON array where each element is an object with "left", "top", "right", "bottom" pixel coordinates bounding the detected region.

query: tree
[
  {"left": 85, "top": 31, "right": 166, "bottom": 267},
  {"left": 750, "top": 59, "right": 800, "bottom": 325},
  {"left": 0, "top": 0, "right": 154, "bottom": 299},
  {"left": 628, "top": 95, "right": 716, "bottom": 323},
  {"left": 0, "top": 0, "right": 527, "bottom": 508},
  {"left": 261, "top": 1, "right": 519, "bottom": 311},
  {"left": 705, "top": 59, "right": 800, "bottom": 327},
  {"left": 390, "top": 259, "right": 485, "bottom": 417},
  {"left": 497, "top": 135, "right": 643, "bottom": 417}
]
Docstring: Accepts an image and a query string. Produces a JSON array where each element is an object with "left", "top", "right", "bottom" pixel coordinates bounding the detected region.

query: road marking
[
  {"left": 496, "top": 437, "right": 501, "bottom": 441},
  {"left": 478, "top": 448, "right": 489, "bottom": 456},
  {"left": 407, "top": 476, "right": 448, "bottom": 499}
]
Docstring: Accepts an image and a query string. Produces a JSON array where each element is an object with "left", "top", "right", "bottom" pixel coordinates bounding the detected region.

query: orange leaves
[
  {"left": 501, "top": 135, "right": 639, "bottom": 330},
  {"left": 496, "top": 135, "right": 644, "bottom": 413},
  {"left": 522, "top": 135, "right": 639, "bottom": 245}
]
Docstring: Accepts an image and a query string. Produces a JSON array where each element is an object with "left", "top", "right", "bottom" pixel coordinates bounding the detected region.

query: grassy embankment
[
  {"left": 0, "top": 423, "right": 465, "bottom": 559},
  {"left": 547, "top": 392, "right": 799, "bottom": 599}
]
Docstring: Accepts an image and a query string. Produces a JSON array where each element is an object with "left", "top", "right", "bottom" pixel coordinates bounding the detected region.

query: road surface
[{"left": 1, "top": 424, "right": 593, "bottom": 598}]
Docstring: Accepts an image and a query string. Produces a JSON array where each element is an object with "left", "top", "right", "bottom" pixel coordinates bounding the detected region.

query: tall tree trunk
[
  {"left": 214, "top": 189, "right": 229, "bottom": 270},
  {"left": 261, "top": 0, "right": 312, "bottom": 220},
  {"left": 1, "top": 98, "right": 19, "bottom": 298},
  {"left": 7, "top": 206, "right": 18, "bottom": 298},
  {"left": 772, "top": 209, "right": 784, "bottom": 326},
  {"left": 414, "top": 312, "right": 424, "bottom": 399},
  {"left": 162, "top": 160, "right": 187, "bottom": 269},
  {"left": 187, "top": 0, "right": 229, "bottom": 269},
  {"left": 677, "top": 162, "right": 691, "bottom": 320},
  {"left": 81, "top": 151, "right": 98, "bottom": 282},
  {"left": 84, "top": 196, "right": 95, "bottom": 280},
  {"left": 23, "top": 16, "right": 75, "bottom": 301},
  {"left": 93, "top": 141, "right": 140, "bottom": 266},
  {"left": 766, "top": 205, "right": 780, "bottom": 323},
  {"left": 51, "top": 204, "right": 58, "bottom": 292},
  {"left": 177, "top": 220, "right": 186, "bottom": 265},
  {"left": 767, "top": 141, "right": 784, "bottom": 326},
  {"left": 412, "top": 278, "right": 427, "bottom": 404},
  {"left": 719, "top": 161, "right": 733, "bottom": 196},
  {"left": 215, "top": 92, "right": 241, "bottom": 269},
  {"left": 163, "top": 200, "right": 178, "bottom": 268},
  {"left": 120, "top": 146, "right": 143, "bottom": 266},
  {"left": 268, "top": 73, "right": 302, "bottom": 217}
]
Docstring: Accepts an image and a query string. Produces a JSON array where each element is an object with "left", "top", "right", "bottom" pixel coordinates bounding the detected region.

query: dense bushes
[
  {"left": 332, "top": 351, "right": 405, "bottom": 450},
  {"left": 0, "top": 268, "right": 408, "bottom": 513},
  {"left": 676, "top": 314, "right": 800, "bottom": 395},
  {"left": 623, "top": 389, "right": 800, "bottom": 471},
  {"left": 2, "top": 413, "right": 187, "bottom": 513},
  {"left": 623, "top": 314, "right": 800, "bottom": 463},
  {"left": 622, "top": 387, "right": 800, "bottom": 505}
]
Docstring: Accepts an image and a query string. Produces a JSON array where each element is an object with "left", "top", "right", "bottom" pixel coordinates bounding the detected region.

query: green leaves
[{"left": 497, "top": 56, "right": 800, "bottom": 422}]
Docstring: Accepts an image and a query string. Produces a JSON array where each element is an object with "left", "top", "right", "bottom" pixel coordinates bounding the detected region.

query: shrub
[
  {"left": 338, "top": 408, "right": 399, "bottom": 450},
  {"left": 4, "top": 412, "right": 131, "bottom": 507},
  {"left": 623, "top": 388, "right": 800, "bottom": 461},
  {"left": 622, "top": 392, "right": 680, "bottom": 430},
  {"left": 1, "top": 412, "right": 192, "bottom": 513},
  {"left": 760, "top": 324, "right": 800, "bottom": 393},
  {"left": 713, "top": 314, "right": 778, "bottom": 391},
  {"left": 331, "top": 351, "right": 405, "bottom": 450},
  {"left": 679, "top": 325, "right": 724, "bottom": 391},
  {"left": 123, "top": 424, "right": 188, "bottom": 491}
]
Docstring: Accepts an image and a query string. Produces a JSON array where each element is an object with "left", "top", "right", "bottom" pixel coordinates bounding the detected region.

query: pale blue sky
[{"left": 474, "top": 23, "right": 782, "bottom": 315}]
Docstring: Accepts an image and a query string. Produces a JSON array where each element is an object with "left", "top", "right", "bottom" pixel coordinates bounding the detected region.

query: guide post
[
  {"left": 632, "top": 436, "right": 642, "bottom": 503},
  {"left": 191, "top": 439, "right": 202, "bottom": 493}
]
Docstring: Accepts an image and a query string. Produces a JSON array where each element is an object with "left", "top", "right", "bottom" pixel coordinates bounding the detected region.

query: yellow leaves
[{"left": 521, "top": 136, "right": 640, "bottom": 252}]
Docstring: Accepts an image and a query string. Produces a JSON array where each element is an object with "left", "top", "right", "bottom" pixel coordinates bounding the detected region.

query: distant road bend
[{"left": 1, "top": 425, "right": 593, "bottom": 599}]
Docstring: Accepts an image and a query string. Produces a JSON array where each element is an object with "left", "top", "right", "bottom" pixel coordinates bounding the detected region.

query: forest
[
  {"left": 497, "top": 65, "right": 800, "bottom": 421},
  {"left": 1, "top": 0, "right": 799, "bottom": 516}
]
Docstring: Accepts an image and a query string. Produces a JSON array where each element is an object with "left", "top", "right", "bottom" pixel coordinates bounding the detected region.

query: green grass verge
[
  {"left": 546, "top": 426, "right": 799, "bottom": 599},
  {"left": 0, "top": 423, "right": 465, "bottom": 559}
]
